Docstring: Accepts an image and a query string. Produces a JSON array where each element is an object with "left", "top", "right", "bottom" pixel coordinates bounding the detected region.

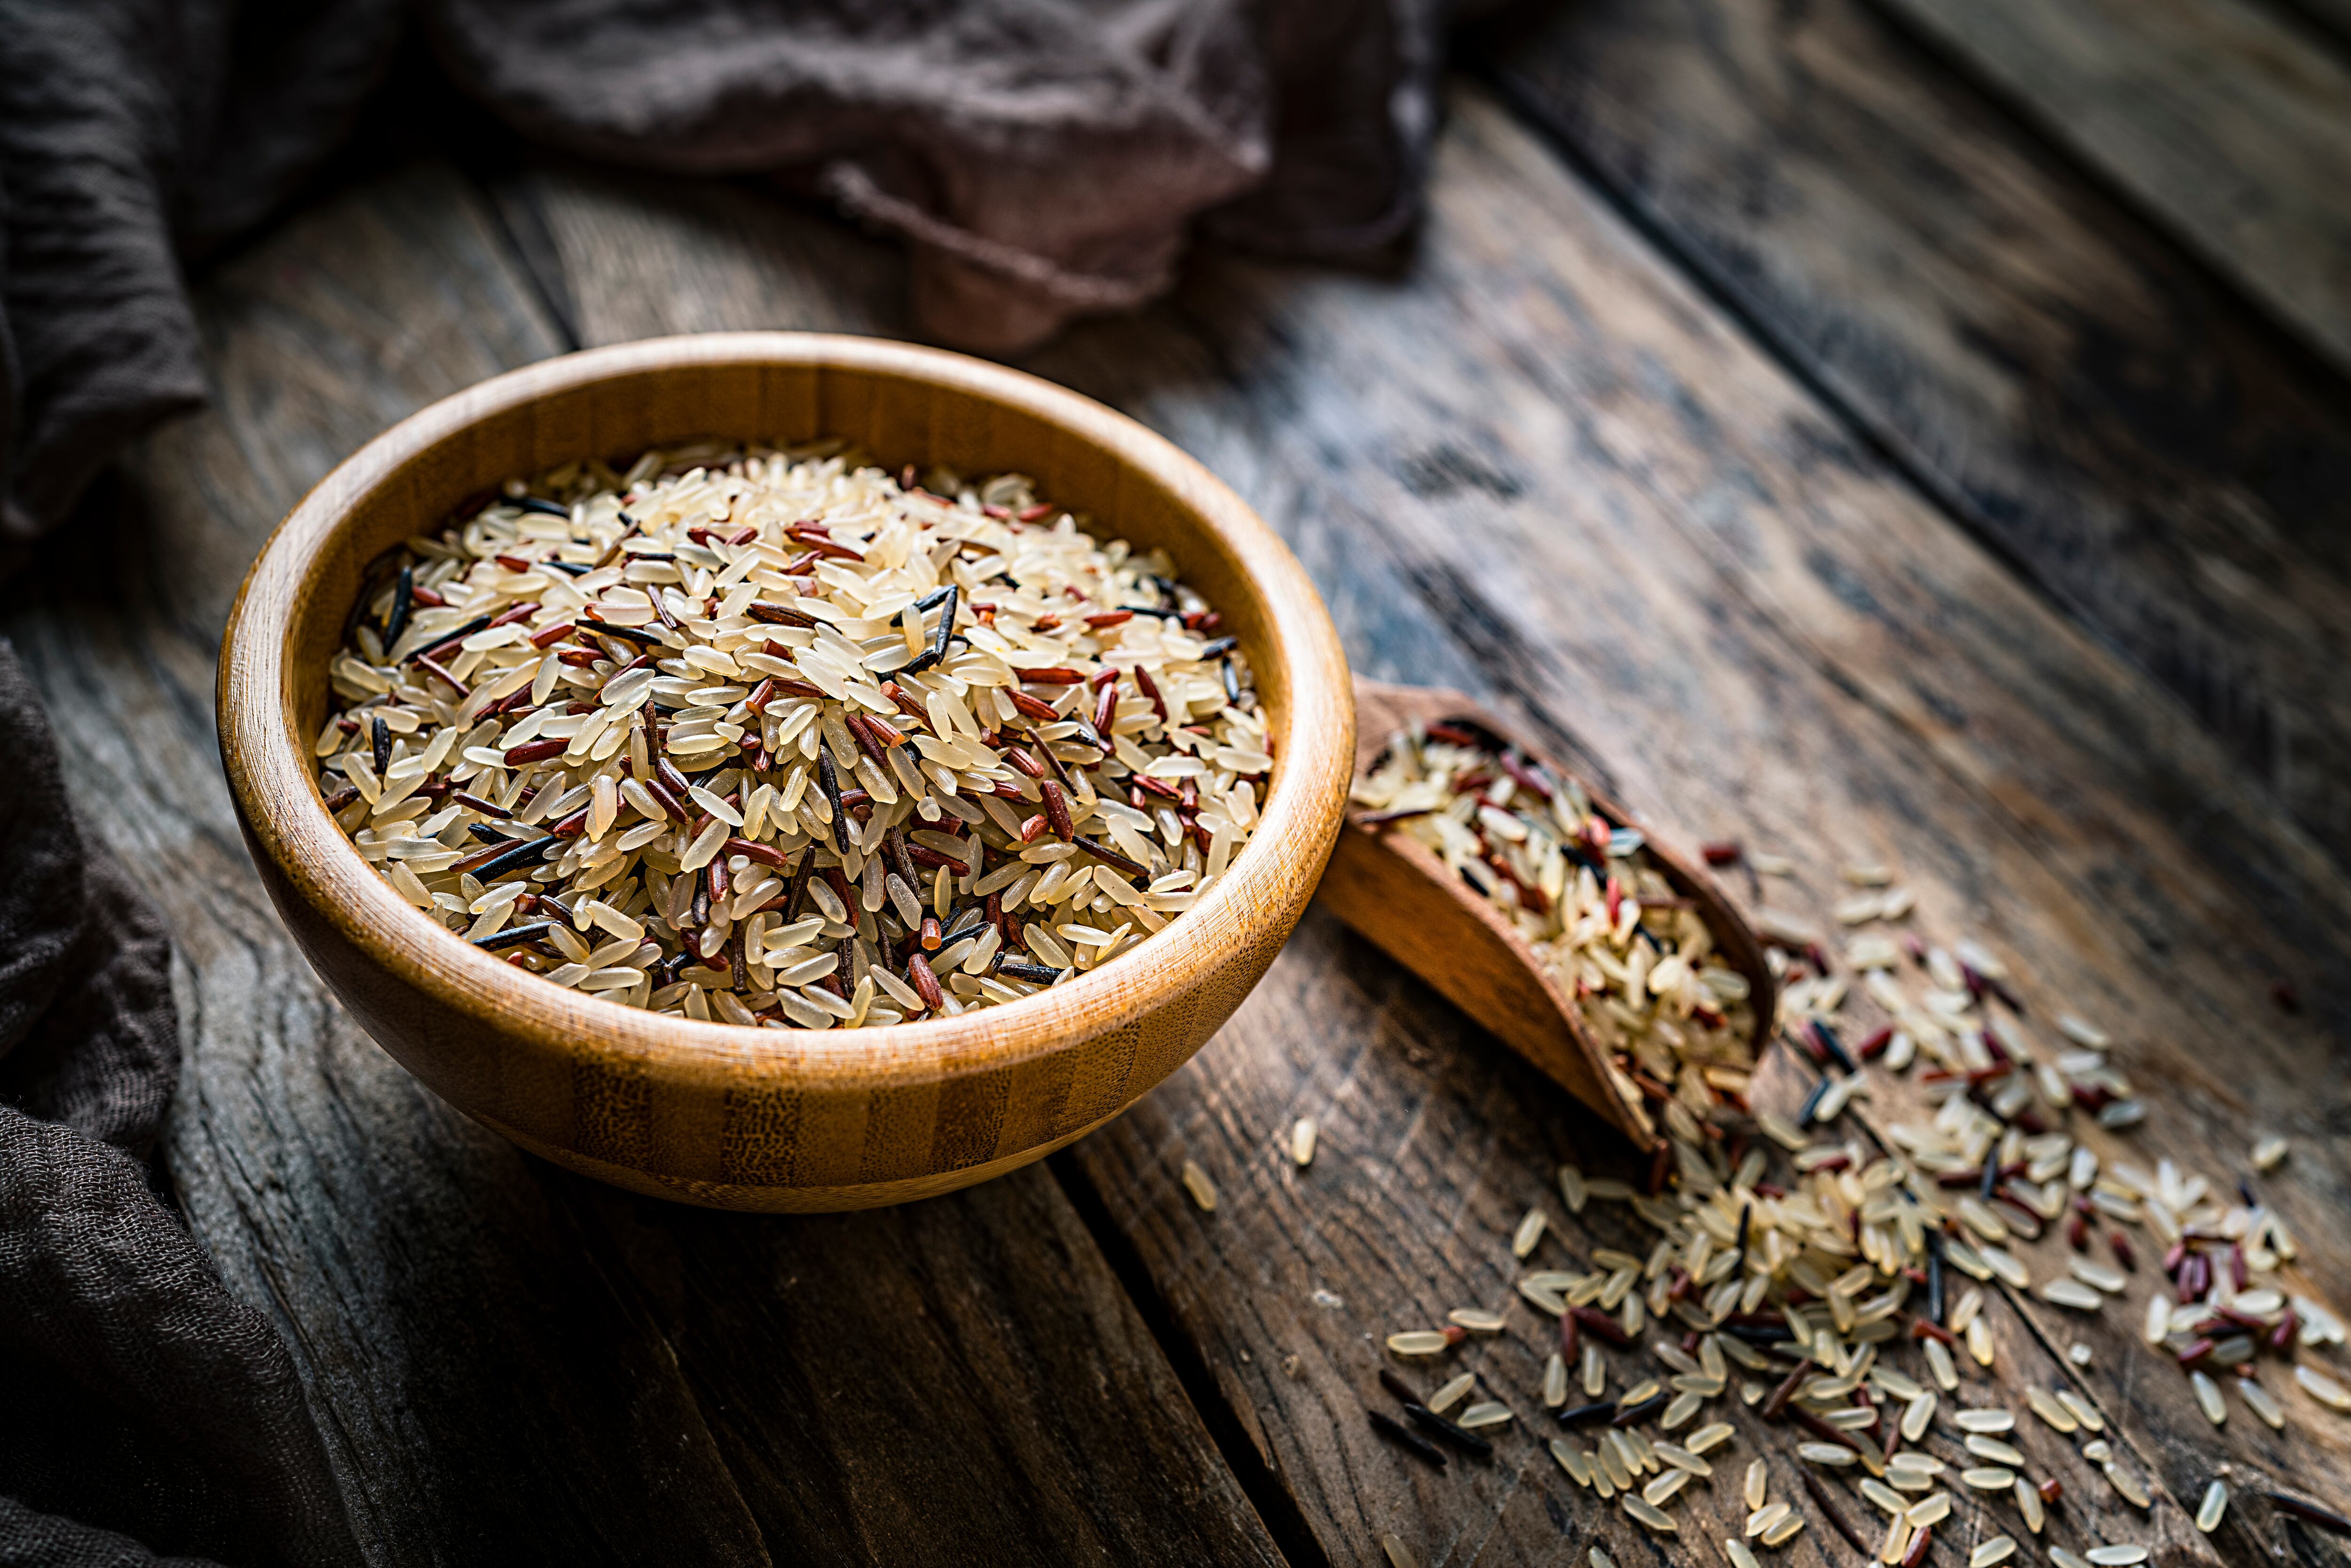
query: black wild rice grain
[
  {"left": 408, "top": 614, "right": 491, "bottom": 663},
  {"left": 1812, "top": 1020, "right": 1856, "bottom": 1074},
  {"left": 1790, "top": 1409, "right": 1861, "bottom": 1453},
  {"left": 2268, "top": 1494, "right": 2351, "bottom": 1537},
  {"left": 1803, "top": 1472, "right": 1870, "bottom": 1557},
  {"left": 1073, "top": 834, "right": 1148, "bottom": 878},
  {"left": 1722, "top": 1323, "right": 1795, "bottom": 1345},
  {"left": 473, "top": 921, "right": 555, "bottom": 951},
  {"left": 383, "top": 564, "right": 414, "bottom": 649},
  {"left": 463, "top": 835, "right": 557, "bottom": 881},
  {"left": 1610, "top": 1394, "right": 1668, "bottom": 1427},
  {"left": 1368, "top": 1410, "right": 1448, "bottom": 1471},
  {"left": 587, "top": 620, "right": 664, "bottom": 649},
  {"left": 1351, "top": 806, "right": 1435, "bottom": 827},
  {"left": 345, "top": 550, "right": 400, "bottom": 646},
  {"left": 887, "top": 826, "right": 920, "bottom": 888},
  {"left": 1402, "top": 1404, "right": 1492, "bottom": 1457},
  {"left": 817, "top": 748, "right": 850, "bottom": 854},
  {"left": 1761, "top": 1361, "right": 1809, "bottom": 1421},
  {"left": 902, "top": 584, "right": 959, "bottom": 676},
  {"left": 1023, "top": 725, "right": 1077, "bottom": 791}
]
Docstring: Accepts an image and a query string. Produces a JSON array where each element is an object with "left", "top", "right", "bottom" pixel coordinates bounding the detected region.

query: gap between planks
[
  {"left": 1471, "top": 0, "right": 2351, "bottom": 875},
  {"left": 1862, "top": 0, "right": 2351, "bottom": 381}
]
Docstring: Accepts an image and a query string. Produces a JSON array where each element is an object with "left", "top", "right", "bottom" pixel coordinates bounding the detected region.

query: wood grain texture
[
  {"left": 500, "top": 89, "right": 2351, "bottom": 1561},
  {"left": 1475, "top": 0, "right": 2351, "bottom": 867},
  {"left": 1040, "top": 92, "right": 2351, "bottom": 1565},
  {"left": 1869, "top": 0, "right": 2351, "bottom": 378},
  {"left": 218, "top": 332, "right": 1355, "bottom": 1212},
  {"left": 1322, "top": 677, "right": 1773, "bottom": 1146},
  {"left": 1069, "top": 913, "right": 2215, "bottom": 1568},
  {"left": 1070, "top": 90, "right": 2351, "bottom": 1562},
  {"left": 484, "top": 163, "right": 905, "bottom": 347},
  {"left": 5, "top": 158, "right": 1290, "bottom": 1565},
  {"left": 566, "top": 1169, "right": 1287, "bottom": 1565},
  {"left": 5, "top": 160, "right": 768, "bottom": 1567}
]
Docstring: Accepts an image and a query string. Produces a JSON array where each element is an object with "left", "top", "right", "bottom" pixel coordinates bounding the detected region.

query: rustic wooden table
[{"left": 8, "top": 0, "right": 2351, "bottom": 1561}]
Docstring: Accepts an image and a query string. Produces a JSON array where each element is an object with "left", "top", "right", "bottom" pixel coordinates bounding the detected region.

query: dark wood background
[{"left": 5, "top": 0, "right": 2350, "bottom": 1561}]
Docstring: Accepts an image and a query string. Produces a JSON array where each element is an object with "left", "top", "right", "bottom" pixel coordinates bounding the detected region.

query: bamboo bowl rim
[{"left": 219, "top": 332, "right": 1353, "bottom": 1095}]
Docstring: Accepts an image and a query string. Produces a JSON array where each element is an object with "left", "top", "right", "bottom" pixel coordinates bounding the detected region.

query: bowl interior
[
  {"left": 285, "top": 353, "right": 1294, "bottom": 771},
  {"left": 246, "top": 334, "right": 1343, "bottom": 1079}
]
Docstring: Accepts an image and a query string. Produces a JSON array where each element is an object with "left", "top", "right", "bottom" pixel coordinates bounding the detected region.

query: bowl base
[{"left": 476, "top": 1104, "right": 1128, "bottom": 1211}]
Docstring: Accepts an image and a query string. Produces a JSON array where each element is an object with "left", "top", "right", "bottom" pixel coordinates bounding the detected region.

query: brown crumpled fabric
[
  {"left": 3, "top": 0, "right": 1453, "bottom": 557},
  {"left": 428, "top": 0, "right": 1446, "bottom": 352},
  {"left": 0, "top": 0, "right": 1463, "bottom": 1558}
]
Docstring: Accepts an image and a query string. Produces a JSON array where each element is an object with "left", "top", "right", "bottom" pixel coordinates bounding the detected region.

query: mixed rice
[
  {"left": 318, "top": 441, "right": 1268, "bottom": 1030},
  {"left": 1351, "top": 720, "right": 1759, "bottom": 1157},
  {"left": 1340, "top": 722, "right": 2348, "bottom": 1562}
]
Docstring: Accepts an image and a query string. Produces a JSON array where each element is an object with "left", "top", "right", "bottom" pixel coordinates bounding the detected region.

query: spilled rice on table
[{"left": 1340, "top": 716, "right": 2347, "bottom": 1562}]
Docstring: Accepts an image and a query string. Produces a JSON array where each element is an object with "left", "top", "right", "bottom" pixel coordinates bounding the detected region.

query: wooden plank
[
  {"left": 1066, "top": 915, "right": 2212, "bottom": 1567},
  {"left": 1039, "top": 90, "right": 2351, "bottom": 1566},
  {"left": 565, "top": 1170, "right": 1288, "bottom": 1563},
  {"left": 6, "top": 157, "right": 1282, "bottom": 1566},
  {"left": 498, "top": 92, "right": 2351, "bottom": 1563},
  {"left": 6, "top": 160, "right": 770, "bottom": 1566},
  {"left": 1864, "top": 0, "right": 2351, "bottom": 379},
  {"left": 1475, "top": 0, "right": 2351, "bottom": 870},
  {"left": 482, "top": 163, "right": 904, "bottom": 345}
]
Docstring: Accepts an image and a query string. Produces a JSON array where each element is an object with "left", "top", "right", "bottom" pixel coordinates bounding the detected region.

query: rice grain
[{"left": 324, "top": 445, "right": 1260, "bottom": 1029}]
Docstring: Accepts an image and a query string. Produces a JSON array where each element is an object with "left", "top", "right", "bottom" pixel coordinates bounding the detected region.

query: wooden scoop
[{"left": 1318, "top": 678, "right": 1776, "bottom": 1149}]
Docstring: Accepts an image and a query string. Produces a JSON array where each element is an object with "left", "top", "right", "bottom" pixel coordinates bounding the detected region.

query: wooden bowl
[{"left": 218, "top": 333, "right": 1353, "bottom": 1211}]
